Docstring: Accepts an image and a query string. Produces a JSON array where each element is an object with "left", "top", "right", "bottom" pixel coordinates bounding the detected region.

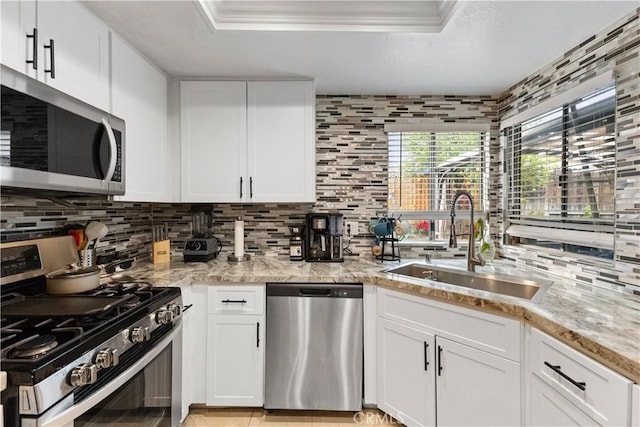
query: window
[
  {"left": 387, "top": 126, "right": 487, "bottom": 242},
  {"left": 502, "top": 83, "right": 616, "bottom": 259}
]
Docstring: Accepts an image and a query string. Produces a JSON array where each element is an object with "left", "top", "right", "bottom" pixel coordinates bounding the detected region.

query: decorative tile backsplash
[{"left": 1, "top": 10, "right": 637, "bottom": 294}]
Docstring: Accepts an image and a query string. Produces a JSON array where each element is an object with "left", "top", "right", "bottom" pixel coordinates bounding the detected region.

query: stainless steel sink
[{"left": 384, "top": 263, "right": 546, "bottom": 300}]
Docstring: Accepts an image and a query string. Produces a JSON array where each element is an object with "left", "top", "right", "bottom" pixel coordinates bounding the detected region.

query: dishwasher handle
[
  {"left": 299, "top": 288, "right": 331, "bottom": 296},
  {"left": 266, "top": 283, "right": 363, "bottom": 298}
]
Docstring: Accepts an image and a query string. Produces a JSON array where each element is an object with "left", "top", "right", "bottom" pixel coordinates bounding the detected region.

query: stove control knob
[
  {"left": 131, "top": 326, "right": 150, "bottom": 343},
  {"left": 95, "top": 349, "right": 119, "bottom": 368},
  {"left": 155, "top": 309, "right": 173, "bottom": 325},
  {"left": 69, "top": 363, "right": 98, "bottom": 387},
  {"left": 167, "top": 303, "right": 182, "bottom": 317}
]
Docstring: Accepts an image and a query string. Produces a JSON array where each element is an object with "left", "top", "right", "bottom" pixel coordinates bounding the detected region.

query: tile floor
[{"left": 183, "top": 408, "right": 404, "bottom": 426}]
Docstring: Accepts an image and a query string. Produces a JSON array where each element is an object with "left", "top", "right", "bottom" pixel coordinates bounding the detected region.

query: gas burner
[
  {"left": 122, "top": 295, "right": 142, "bottom": 310},
  {"left": 9, "top": 334, "right": 58, "bottom": 359}
]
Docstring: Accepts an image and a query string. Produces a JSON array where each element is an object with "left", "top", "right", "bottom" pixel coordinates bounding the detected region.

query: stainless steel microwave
[{"left": 0, "top": 65, "right": 125, "bottom": 196}]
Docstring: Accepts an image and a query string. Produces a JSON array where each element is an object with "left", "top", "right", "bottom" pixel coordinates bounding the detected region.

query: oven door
[{"left": 29, "top": 324, "right": 182, "bottom": 427}]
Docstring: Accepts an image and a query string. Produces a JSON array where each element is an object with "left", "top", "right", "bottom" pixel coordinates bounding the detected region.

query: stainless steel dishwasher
[{"left": 265, "top": 282, "right": 363, "bottom": 411}]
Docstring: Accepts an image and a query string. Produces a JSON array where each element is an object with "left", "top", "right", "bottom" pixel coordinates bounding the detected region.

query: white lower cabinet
[
  {"left": 376, "top": 288, "right": 522, "bottom": 427},
  {"left": 525, "top": 327, "right": 632, "bottom": 427},
  {"left": 377, "top": 318, "right": 436, "bottom": 427},
  {"left": 632, "top": 385, "right": 639, "bottom": 427},
  {"left": 529, "top": 373, "right": 600, "bottom": 426},
  {"left": 435, "top": 336, "right": 521, "bottom": 426},
  {"left": 181, "top": 285, "right": 207, "bottom": 421},
  {"left": 206, "top": 285, "right": 265, "bottom": 407}
]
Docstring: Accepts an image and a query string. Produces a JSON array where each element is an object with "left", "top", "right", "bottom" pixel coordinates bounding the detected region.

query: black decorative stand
[{"left": 376, "top": 236, "right": 401, "bottom": 262}]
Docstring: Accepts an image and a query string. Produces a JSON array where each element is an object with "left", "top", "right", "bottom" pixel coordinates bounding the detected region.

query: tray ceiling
[{"left": 83, "top": 1, "right": 637, "bottom": 95}]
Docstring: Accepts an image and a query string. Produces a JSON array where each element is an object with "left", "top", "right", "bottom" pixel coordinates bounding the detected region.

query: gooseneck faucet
[{"left": 449, "top": 190, "right": 485, "bottom": 272}]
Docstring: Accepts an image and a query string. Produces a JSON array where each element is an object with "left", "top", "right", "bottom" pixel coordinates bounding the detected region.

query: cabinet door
[
  {"left": 181, "top": 81, "right": 247, "bottom": 202},
  {"left": 181, "top": 285, "right": 207, "bottom": 421},
  {"left": 112, "top": 34, "right": 170, "bottom": 202},
  {"left": 436, "top": 336, "right": 521, "bottom": 427},
  {"left": 632, "top": 385, "right": 639, "bottom": 427},
  {"left": 377, "top": 317, "right": 436, "bottom": 427},
  {"left": 206, "top": 314, "right": 264, "bottom": 406},
  {"left": 528, "top": 327, "right": 631, "bottom": 426},
  {"left": 36, "top": 1, "right": 110, "bottom": 110},
  {"left": 529, "top": 374, "right": 599, "bottom": 426},
  {"left": 1, "top": 0, "right": 37, "bottom": 78},
  {"left": 247, "top": 81, "right": 315, "bottom": 203}
]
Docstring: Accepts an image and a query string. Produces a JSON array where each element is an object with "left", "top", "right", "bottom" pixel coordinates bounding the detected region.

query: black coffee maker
[{"left": 305, "top": 213, "right": 344, "bottom": 262}]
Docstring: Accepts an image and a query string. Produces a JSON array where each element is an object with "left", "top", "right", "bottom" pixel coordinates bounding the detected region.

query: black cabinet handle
[
  {"left": 424, "top": 342, "right": 430, "bottom": 371},
  {"left": 437, "top": 345, "right": 443, "bottom": 376},
  {"left": 240, "top": 176, "right": 243, "bottom": 198},
  {"left": 182, "top": 304, "right": 194, "bottom": 312},
  {"left": 250, "top": 177, "right": 253, "bottom": 198},
  {"left": 26, "top": 28, "right": 38, "bottom": 70},
  {"left": 256, "top": 322, "right": 260, "bottom": 348},
  {"left": 544, "top": 361, "right": 586, "bottom": 391},
  {"left": 44, "top": 39, "right": 55, "bottom": 78},
  {"left": 221, "top": 299, "right": 247, "bottom": 304}
]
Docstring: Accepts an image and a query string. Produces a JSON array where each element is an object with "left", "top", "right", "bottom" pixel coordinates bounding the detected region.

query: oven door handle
[{"left": 39, "top": 326, "right": 180, "bottom": 427}]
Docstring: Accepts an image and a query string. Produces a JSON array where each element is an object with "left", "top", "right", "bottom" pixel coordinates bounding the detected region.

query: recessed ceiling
[
  {"left": 196, "top": 0, "right": 459, "bottom": 32},
  {"left": 82, "top": 0, "right": 637, "bottom": 95}
]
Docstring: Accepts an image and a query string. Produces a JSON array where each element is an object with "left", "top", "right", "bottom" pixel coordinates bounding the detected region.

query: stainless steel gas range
[{"left": 0, "top": 237, "right": 184, "bottom": 427}]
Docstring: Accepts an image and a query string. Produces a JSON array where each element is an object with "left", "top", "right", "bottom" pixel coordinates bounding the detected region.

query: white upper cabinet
[
  {"left": 1, "top": 0, "right": 37, "bottom": 79},
  {"left": 36, "top": 1, "right": 109, "bottom": 110},
  {"left": 1, "top": 0, "right": 110, "bottom": 110},
  {"left": 247, "top": 81, "right": 315, "bottom": 203},
  {"left": 180, "top": 80, "right": 315, "bottom": 203},
  {"left": 112, "top": 34, "right": 169, "bottom": 203},
  {"left": 181, "top": 81, "right": 247, "bottom": 203}
]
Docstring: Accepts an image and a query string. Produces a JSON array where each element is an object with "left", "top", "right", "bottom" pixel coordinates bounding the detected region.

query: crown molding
[{"left": 195, "top": 0, "right": 460, "bottom": 33}]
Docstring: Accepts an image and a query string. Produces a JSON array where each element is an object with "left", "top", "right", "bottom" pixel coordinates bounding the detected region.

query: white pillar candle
[{"left": 234, "top": 218, "right": 245, "bottom": 257}]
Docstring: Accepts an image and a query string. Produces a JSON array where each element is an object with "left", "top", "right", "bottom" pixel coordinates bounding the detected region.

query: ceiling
[{"left": 83, "top": 1, "right": 637, "bottom": 95}]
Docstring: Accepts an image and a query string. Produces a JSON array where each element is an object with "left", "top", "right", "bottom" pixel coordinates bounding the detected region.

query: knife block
[{"left": 152, "top": 240, "right": 170, "bottom": 264}]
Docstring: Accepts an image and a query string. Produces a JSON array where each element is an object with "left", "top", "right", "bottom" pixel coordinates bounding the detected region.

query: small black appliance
[
  {"left": 184, "top": 207, "right": 221, "bottom": 262},
  {"left": 289, "top": 225, "right": 305, "bottom": 261},
  {"left": 305, "top": 213, "right": 344, "bottom": 262}
]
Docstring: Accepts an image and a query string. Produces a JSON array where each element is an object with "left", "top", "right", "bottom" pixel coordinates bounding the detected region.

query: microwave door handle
[{"left": 101, "top": 118, "right": 117, "bottom": 183}]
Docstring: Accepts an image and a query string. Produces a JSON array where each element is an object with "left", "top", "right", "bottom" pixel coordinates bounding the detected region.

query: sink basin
[{"left": 384, "top": 263, "right": 546, "bottom": 300}]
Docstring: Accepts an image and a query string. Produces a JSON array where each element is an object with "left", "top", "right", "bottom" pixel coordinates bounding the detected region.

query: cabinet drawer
[
  {"left": 528, "top": 327, "right": 631, "bottom": 426},
  {"left": 208, "top": 286, "right": 265, "bottom": 315},
  {"left": 377, "top": 287, "right": 521, "bottom": 361}
]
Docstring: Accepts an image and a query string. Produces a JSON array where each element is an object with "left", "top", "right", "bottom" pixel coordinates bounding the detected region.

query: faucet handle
[{"left": 470, "top": 253, "right": 486, "bottom": 271}]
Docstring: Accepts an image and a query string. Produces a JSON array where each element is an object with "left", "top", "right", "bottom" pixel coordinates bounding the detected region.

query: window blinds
[{"left": 503, "top": 84, "right": 616, "bottom": 248}]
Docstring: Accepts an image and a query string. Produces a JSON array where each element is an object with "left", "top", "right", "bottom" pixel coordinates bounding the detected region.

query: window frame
[
  {"left": 500, "top": 73, "right": 616, "bottom": 258},
  {"left": 385, "top": 121, "right": 490, "bottom": 242}
]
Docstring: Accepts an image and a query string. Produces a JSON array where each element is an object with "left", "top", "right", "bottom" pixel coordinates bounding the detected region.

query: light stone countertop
[{"left": 117, "top": 255, "right": 640, "bottom": 383}]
